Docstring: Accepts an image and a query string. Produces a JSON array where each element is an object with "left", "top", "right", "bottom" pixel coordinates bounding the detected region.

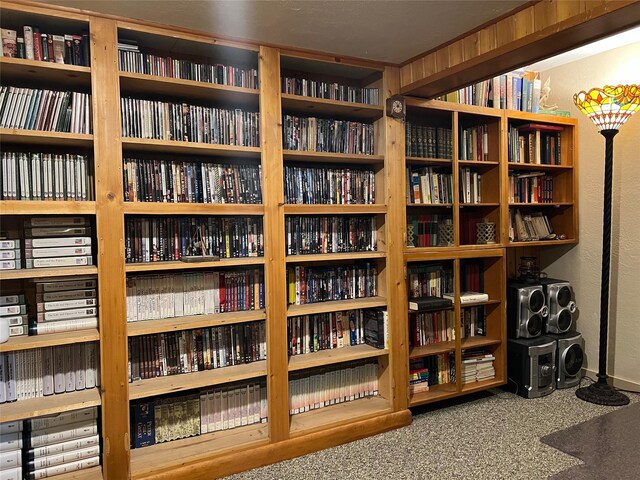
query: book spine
[{"left": 26, "top": 256, "right": 92, "bottom": 269}]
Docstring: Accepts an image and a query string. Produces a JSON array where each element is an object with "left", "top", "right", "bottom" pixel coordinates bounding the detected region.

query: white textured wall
[{"left": 539, "top": 42, "right": 640, "bottom": 386}]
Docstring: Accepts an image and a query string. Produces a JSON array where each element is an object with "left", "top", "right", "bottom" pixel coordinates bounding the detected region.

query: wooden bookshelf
[
  {"left": 285, "top": 251, "right": 386, "bottom": 263},
  {"left": 0, "top": 56, "right": 92, "bottom": 88},
  {"left": 0, "top": 265, "right": 98, "bottom": 280},
  {"left": 409, "top": 341, "right": 456, "bottom": 358},
  {"left": 281, "top": 93, "right": 383, "bottom": 121},
  {"left": 124, "top": 257, "right": 264, "bottom": 273},
  {"left": 0, "top": 129, "right": 93, "bottom": 147},
  {"left": 0, "top": 388, "right": 101, "bottom": 423},
  {"left": 56, "top": 467, "right": 103, "bottom": 480},
  {"left": 0, "top": 200, "right": 96, "bottom": 215},
  {"left": 282, "top": 150, "right": 384, "bottom": 165},
  {"left": 409, "top": 383, "right": 458, "bottom": 407},
  {"left": 288, "top": 344, "right": 388, "bottom": 372},
  {"left": 283, "top": 204, "right": 387, "bottom": 215},
  {"left": 121, "top": 138, "right": 262, "bottom": 158},
  {"left": 0, "top": 329, "right": 100, "bottom": 353},
  {"left": 127, "top": 310, "right": 266, "bottom": 337},
  {"left": 287, "top": 296, "right": 387, "bottom": 317},
  {"left": 123, "top": 202, "right": 264, "bottom": 215}
]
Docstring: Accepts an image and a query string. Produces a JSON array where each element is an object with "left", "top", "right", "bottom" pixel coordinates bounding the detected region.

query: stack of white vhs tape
[
  {"left": 24, "top": 217, "right": 92, "bottom": 269},
  {"left": 0, "top": 239, "right": 21, "bottom": 271},
  {"left": 0, "top": 420, "right": 23, "bottom": 480},
  {"left": 0, "top": 294, "right": 27, "bottom": 339}
]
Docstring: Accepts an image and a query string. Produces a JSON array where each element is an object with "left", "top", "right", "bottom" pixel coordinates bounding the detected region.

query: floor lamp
[{"left": 573, "top": 85, "right": 639, "bottom": 406}]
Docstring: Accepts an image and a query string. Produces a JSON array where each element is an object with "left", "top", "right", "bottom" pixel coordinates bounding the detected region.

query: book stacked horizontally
[
  {"left": 409, "top": 365, "right": 430, "bottom": 394},
  {"left": 0, "top": 293, "right": 27, "bottom": 339},
  {"left": 461, "top": 350, "right": 496, "bottom": 384},
  {"left": 0, "top": 239, "right": 21, "bottom": 271},
  {"left": 22, "top": 408, "right": 101, "bottom": 479},
  {"left": 443, "top": 291, "right": 489, "bottom": 305},
  {"left": 24, "top": 217, "right": 93, "bottom": 269},
  {"left": 31, "top": 276, "right": 98, "bottom": 335},
  {"left": 0, "top": 420, "right": 23, "bottom": 479}
]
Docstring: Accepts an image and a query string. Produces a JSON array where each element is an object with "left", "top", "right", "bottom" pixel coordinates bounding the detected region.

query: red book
[
  {"left": 33, "top": 28, "right": 42, "bottom": 60},
  {"left": 518, "top": 123, "right": 564, "bottom": 133}
]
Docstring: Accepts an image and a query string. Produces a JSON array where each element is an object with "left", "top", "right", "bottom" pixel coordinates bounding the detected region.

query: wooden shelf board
[
  {"left": 287, "top": 296, "right": 387, "bottom": 317},
  {"left": 459, "top": 203, "right": 500, "bottom": 207},
  {"left": 124, "top": 257, "right": 264, "bottom": 273},
  {"left": 0, "top": 129, "right": 93, "bottom": 147},
  {"left": 128, "top": 361, "right": 267, "bottom": 400},
  {"left": 288, "top": 344, "right": 388, "bottom": 372},
  {"left": 406, "top": 203, "right": 453, "bottom": 208},
  {"left": 457, "top": 160, "right": 500, "bottom": 167},
  {"left": 508, "top": 239, "right": 577, "bottom": 247},
  {"left": 130, "top": 424, "right": 268, "bottom": 478},
  {"left": 0, "top": 200, "right": 96, "bottom": 215},
  {"left": 55, "top": 466, "right": 103, "bottom": 480},
  {"left": 509, "top": 202, "right": 573, "bottom": 207},
  {"left": 404, "top": 246, "right": 458, "bottom": 255},
  {"left": 507, "top": 163, "right": 573, "bottom": 171},
  {"left": 409, "top": 383, "right": 458, "bottom": 407},
  {"left": 283, "top": 204, "right": 386, "bottom": 214},
  {"left": 0, "top": 57, "right": 91, "bottom": 88},
  {"left": 406, "top": 157, "right": 452, "bottom": 166},
  {"left": 0, "top": 265, "right": 98, "bottom": 280},
  {"left": 281, "top": 93, "right": 383, "bottom": 121},
  {"left": 123, "top": 202, "right": 264, "bottom": 215},
  {"left": 460, "top": 299, "right": 501, "bottom": 307},
  {"left": 461, "top": 378, "right": 505, "bottom": 394},
  {"left": 506, "top": 110, "right": 577, "bottom": 125},
  {"left": 119, "top": 72, "right": 260, "bottom": 107},
  {"left": 0, "top": 388, "right": 101, "bottom": 423},
  {"left": 409, "top": 341, "right": 456, "bottom": 359},
  {"left": 461, "top": 336, "right": 502, "bottom": 350},
  {"left": 121, "top": 138, "right": 261, "bottom": 158},
  {"left": 127, "top": 310, "right": 266, "bottom": 337},
  {"left": 289, "top": 395, "right": 391, "bottom": 436},
  {"left": 0, "top": 329, "right": 99, "bottom": 353},
  {"left": 285, "top": 251, "right": 386, "bottom": 263},
  {"left": 282, "top": 150, "right": 384, "bottom": 165},
  {"left": 457, "top": 243, "right": 506, "bottom": 250}
]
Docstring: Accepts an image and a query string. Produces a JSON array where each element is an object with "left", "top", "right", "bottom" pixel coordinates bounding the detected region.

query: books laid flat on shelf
[
  {"left": 460, "top": 306, "right": 486, "bottom": 338},
  {"left": 408, "top": 296, "right": 452, "bottom": 312},
  {"left": 405, "top": 122, "right": 452, "bottom": 159},
  {"left": 282, "top": 76, "right": 379, "bottom": 105},
  {"left": 124, "top": 216, "right": 264, "bottom": 263},
  {"left": 459, "top": 168, "right": 482, "bottom": 204},
  {"left": 508, "top": 123, "right": 563, "bottom": 165},
  {"left": 443, "top": 292, "right": 489, "bottom": 304},
  {"left": 285, "top": 216, "right": 377, "bottom": 255},
  {"left": 130, "top": 380, "right": 267, "bottom": 449},
  {"left": 286, "top": 263, "right": 377, "bottom": 306},
  {"left": 0, "top": 294, "right": 27, "bottom": 339},
  {"left": 0, "top": 239, "right": 21, "bottom": 271},
  {"left": 0, "top": 25, "right": 89, "bottom": 65},
  {"left": 23, "top": 217, "right": 94, "bottom": 269},
  {"left": 409, "top": 352, "right": 455, "bottom": 392},
  {"left": 288, "top": 361, "right": 379, "bottom": 415},
  {"left": 363, "top": 309, "right": 388, "bottom": 350},
  {"left": 508, "top": 171, "right": 554, "bottom": 204},
  {"left": 0, "top": 420, "right": 22, "bottom": 479},
  {"left": 461, "top": 349, "right": 495, "bottom": 384},
  {"left": 459, "top": 124, "right": 489, "bottom": 161},
  {"left": 128, "top": 321, "right": 266, "bottom": 381},
  {"left": 406, "top": 167, "right": 453, "bottom": 205},
  {"left": 123, "top": 158, "right": 262, "bottom": 204},
  {"left": 0, "top": 87, "right": 92, "bottom": 133},
  {"left": 118, "top": 41, "right": 258, "bottom": 88},
  {"left": 0, "top": 342, "right": 99, "bottom": 403},
  {"left": 410, "top": 309, "right": 455, "bottom": 347},
  {"left": 509, "top": 209, "right": 557, "bottom": 242},
  {"left": 284, "top": 165, "right": 376, "bottom": 205},
  {"left": 1, "top": 152, "right": 93, "bottom": 201},
  {"left": 282, "top": 115, "right": 375, "bottom": 155},
  {"left": 288, "top": 309, "right": 373, "bottom": 355},
  {"left": 408, "top": 263, "right": 454, "bottom": 299},
  {"left": 120, "top": 98, "right": 260, "bottom": 146}
]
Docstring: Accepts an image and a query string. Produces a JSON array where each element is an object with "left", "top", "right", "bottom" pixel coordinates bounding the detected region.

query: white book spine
[
  {"left": 27, "top": 455, "right": 100, "bottom": 478},
  {"left": 27, "top": 444, "right": 100, "bottom": 470},
  {"left": 37, "top": 307, "right": 98, "bottom": 322},
  {"left": 26, "top": 256, "right": 92, "bottom": 269},
  {"left": 31, "top": 317, "right": 98, "bottom": 335},
  {"left": 27, "top": 434, "right": 99, "bottom": 459},
  {"left": 27, "top": 422, "right": 98, "bottom": 449},
  {"left": 0, "top": 432, "right": 22, "bottom": 452}
]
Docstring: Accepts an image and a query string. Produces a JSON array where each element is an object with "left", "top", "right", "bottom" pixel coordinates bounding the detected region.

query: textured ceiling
[{"left": 38, "top": 0, "right": 528, "bottom": 64}]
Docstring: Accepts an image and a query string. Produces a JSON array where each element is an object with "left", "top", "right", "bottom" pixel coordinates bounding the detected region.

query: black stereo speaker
[
  {"left": 540, "top": 278, "right": 577, "bottom": 334},
  {"left": 544, "top": 331, "right": 584, "bottom": 389},
  {"left": 507, "top": 281, "right": 548, "bottom": 339},
  {"left": 508, "top": 336, "right": 556, "bottom": 399}
]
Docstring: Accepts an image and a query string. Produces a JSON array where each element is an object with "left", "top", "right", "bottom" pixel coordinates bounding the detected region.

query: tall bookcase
[{"left": 0, "top": 2, "right": 578, "bottom": 479}]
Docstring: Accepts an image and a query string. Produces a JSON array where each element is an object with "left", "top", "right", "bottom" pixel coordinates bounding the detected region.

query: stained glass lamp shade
[{"left": 573, "top": 84, "right": 640, "bottom": 131}]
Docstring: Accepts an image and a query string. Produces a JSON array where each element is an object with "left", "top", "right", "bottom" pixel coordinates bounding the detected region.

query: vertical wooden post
[
  {"left": 259, "top": 46, "right": 289, "bottom": 442},
  {"left": 90, "top": 17, "right": 130, "bottom": 479},
  {"left": 383, "top": 66, "right": 409, "bottom": 412}
]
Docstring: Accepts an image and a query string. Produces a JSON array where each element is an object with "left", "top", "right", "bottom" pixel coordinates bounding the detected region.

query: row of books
[
  {"left": 461, "top": 349, "right": 495, "bottom": 384},
  {"left": 408, "top": 263, "right": 454, "bottom": 299},
  {"left": 508, "top": 172, "right": 554, "bottom": 204},
  {"left": 410, "top": 310, "right": 455, "bottom": 348},
  {"left": 124, "top": 216, "right": 264, "bottom": 263},
  {"left": 459, "top": 124, "right": 490, "bottom": 161},
  {"left": 282, "top": 115, "right": 375, "bottom": 155},
  {"left": 409, "top": 353, "right": 455, "bottom": 394},
  {"left": 286, "top": 263, "right": 378, "bottom": 306},
  {"left": 407, "top": 168, "right": 453, "bottom": 204},
  {"left": 0, "top": 26, "right": 90, "bottom": 66},
  {"left": 0, "top": 238, "right": 20, "bottom": 271},
  {"left": 0, "top": 87, "right": 92, "bottom": 133},
  {"left": 509, "top": 209, "right": 554, "bottom": 242},
  {"left": 126, "top": 269, "right": 265, "bottom": 322},
  {"left": 130, "top": 381, "right": 267, "bottom": 449},
  {"left": 0, "top": 342, "right": 100, "bottom": 403},
  {"left": 284, "top": 165, "right": 376, "bottom": 205},
  {"left": 118, "top": 44, "right": 259, "bottom": 89},
  {"left": 289, "top": 361, "right": 379, "bottom": 415},
  {"left": 287, "top": 308, "right": 387, "bottom": 356},
  {"left": 128, "top": 321, "right": 266, "bottom": 382},
  {"left": 406, "top": 214, "right": 453, "bottom": 248},
  {"left": 1, "top": 152, "right": 93, "bottom": 201},
  {"left": 459, "top": 168, "right": 483, "bottom": 204},
  {"left": 0, "top": 409, "right": 100, "bottom": 480},
  {"left": 461, "top": 306, "right": 486, "bottom": 338},
  {"left": 22, "top": 217, "right": 94, "bottom": 269},
  {"left": 122, "top": 158, "right": 262, "bottom": 204},
  {"left": 461, "top": 260, "right": 484, "bottom": 294},
  {"left": 285, "top": 215, "right": 377, "bottom": 255},
  {"left": 281, "top": 77, "right": 379, "bottom": 105},
  {"left": 0, "top": 294, "right": 27, "bottom": 339},
  {"left": 405, "top": 123, "right": 453, "bottom": 159},
  {"left": 508, "top": 124, "right": 563, "bottom": 165},
  {"left": 120, "top": 98, "right": 260, "bottom": 146}
]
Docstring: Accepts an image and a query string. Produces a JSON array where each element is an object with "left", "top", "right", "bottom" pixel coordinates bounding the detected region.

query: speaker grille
[
  {"left": 529, "top": 290, "right": 545, "bottom": 312},
  {"left": 558, "top": 310, "right": 572, "bottom": 331},
  {"left": 557, "top": 286, "right": 572, "bottom": 307},
  {"left": 527, "top": 314, "right": 543, "bottom": 336},
  {"left": 564, "top": 344, "right": 584, "bottom": 376}
]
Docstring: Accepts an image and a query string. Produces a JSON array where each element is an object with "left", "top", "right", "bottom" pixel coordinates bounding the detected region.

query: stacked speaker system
[{"left": 507, "top": 269, "right": 584, "bottom": 399}]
